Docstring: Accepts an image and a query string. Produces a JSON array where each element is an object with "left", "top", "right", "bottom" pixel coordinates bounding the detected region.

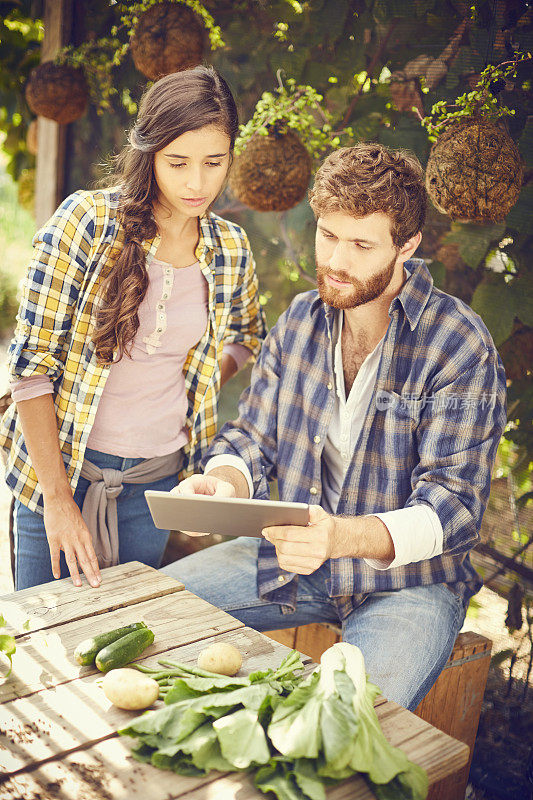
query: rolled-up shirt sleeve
[
  {"left": 10, "top": 374, "right": 54, "bottom": 403},
  {"left": 405, "top": 351, "right": 507, "bottom": 556},
  {"left": 7, "top": 191, "right": 96, "bottom": 384}
]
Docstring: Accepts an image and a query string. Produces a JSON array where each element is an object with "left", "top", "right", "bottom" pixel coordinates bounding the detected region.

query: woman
[{"left": 1, "top": 66, "right": 266, "bottom": 591}]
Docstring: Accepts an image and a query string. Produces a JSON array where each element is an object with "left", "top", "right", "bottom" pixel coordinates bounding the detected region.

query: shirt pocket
[{"left": 375, "top": 389, "right": 423, "bottom": 467}]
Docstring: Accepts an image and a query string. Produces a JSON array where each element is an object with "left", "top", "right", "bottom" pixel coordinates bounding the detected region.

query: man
[{"left": 162, "top": 143, "right": 507, "bottom": 711}]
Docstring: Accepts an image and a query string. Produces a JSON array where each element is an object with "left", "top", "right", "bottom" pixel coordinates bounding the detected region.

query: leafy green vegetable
[
  {"left": 268, "top": 643, "right": 427, "bottom": 798},
  {"left": 0, "top": 615, "right": 16, "bottom": 678},
  {"left": 119, "top": 644, "right": 428, "bottom": 799}
]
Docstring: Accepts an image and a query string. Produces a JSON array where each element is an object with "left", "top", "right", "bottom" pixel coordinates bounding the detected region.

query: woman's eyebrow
[{"left": 165, "top": 152, "right": 228, "bottom": 159}]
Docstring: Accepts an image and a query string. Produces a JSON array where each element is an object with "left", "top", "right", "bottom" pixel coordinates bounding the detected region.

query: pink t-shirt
[{"left": 11, "top": 257, "right": 250, "bottom": 458}]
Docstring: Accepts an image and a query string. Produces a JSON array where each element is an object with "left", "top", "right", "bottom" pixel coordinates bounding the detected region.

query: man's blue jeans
[
  {"left": 161, "top": 537, "right": 466, "bottom": 711},
  {"left": 14, "top": 447, "right": 178, "bottom": 590}
]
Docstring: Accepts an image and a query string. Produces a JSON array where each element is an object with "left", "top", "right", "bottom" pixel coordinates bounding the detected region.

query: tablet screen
[{"left": 145, "top": 491, "right": 310, "bottom": 537}]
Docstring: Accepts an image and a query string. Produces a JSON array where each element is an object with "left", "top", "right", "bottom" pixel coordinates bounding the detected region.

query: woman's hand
[{"left": 43, "top": 495, "right": 101, "bottom": 588}]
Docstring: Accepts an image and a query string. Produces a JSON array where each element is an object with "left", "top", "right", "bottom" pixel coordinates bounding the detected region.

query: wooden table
[{"left": 0, "top": 562, "right": 469, "bottom": 799}]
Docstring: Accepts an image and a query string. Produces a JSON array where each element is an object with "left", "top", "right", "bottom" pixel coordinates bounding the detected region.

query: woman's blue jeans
[
  {"left": 14, "top": 447, "right": 178, "bottom": 591},
  {"left": 161, "top": 537, "right": 467, "bottom": 711}
]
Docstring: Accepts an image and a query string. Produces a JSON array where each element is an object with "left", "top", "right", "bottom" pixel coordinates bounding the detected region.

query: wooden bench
[{"left": 265, "top": 624, "right": 491, "bottom": 800}]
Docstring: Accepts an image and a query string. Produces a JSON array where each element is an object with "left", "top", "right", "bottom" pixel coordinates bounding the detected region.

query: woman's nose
[{"left": 186, "top": 167, "right": 203, "bottom": 192}]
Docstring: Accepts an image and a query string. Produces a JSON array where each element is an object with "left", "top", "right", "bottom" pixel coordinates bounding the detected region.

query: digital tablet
[{"left": 145, "top": 491, "right": 310, "bottom": 538}]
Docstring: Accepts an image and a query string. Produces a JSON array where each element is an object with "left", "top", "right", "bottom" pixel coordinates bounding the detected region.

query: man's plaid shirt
[
  {"left": 1, "top": 189, "right": 266, "bottom": 513},
  {"left": 206, "top": 259, "right": 507, "bottom": 615}
]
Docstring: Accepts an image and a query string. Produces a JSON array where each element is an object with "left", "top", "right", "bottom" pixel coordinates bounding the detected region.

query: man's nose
[{"left": 328, "top": 241, "right": 349, "bottom": 271}]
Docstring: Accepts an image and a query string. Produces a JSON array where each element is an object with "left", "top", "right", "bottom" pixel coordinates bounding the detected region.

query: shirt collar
[
  {"left": 196, "top": 213, "right": 222, "bottom": 263},
  {"left": 388, "top": 258, "right": 433, "bottom": 330}
]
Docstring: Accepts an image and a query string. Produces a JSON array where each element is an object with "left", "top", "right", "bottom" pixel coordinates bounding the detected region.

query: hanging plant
[
  {"left": 25, "top": 61, "right": 88, "bottom": 125},
  {"left": 53, "top": 1, "right": 223, "bottom": 115},
  {"left": 130, "top": 2, "right": 205, "bottom": 80},
  {"left": 231, "top": 129, "right": 312, "bottom": 212},
  {"left": 231, "top": 78, "right": 353, "bottom": 213},
  {"left": 422, "top": 57, "right": 528, "bottom": 224}
]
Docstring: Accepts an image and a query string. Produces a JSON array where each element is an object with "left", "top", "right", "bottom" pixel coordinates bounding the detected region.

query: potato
[
  {"left": 101, "top": 667, "right": 159, "bottom": 709},
  {"left": 197, "top": 642, "right": 243, "bottom": 676}
]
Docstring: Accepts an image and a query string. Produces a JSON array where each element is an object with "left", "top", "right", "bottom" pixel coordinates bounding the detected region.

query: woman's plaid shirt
[
  {"left": 0, "top": 189, "right": 266, "bottom": 513},
  {"left": 206, "top": 259, "right": 507, "bottom": 614}
]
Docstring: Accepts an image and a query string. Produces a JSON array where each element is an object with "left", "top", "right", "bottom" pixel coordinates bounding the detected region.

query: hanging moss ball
[
  {"left": 26, "top": 119, "right": 38, "bottom": 155},
  {"left": 130, "top": 2, "right": 204, "bottom": 81},
  {"left": 25, "top": 62, "right": 88, "bottom": 125},
  {"left": 230, "top": 132, "right": 312, "bottom": 212},
  {"left": 426, "top": 119, "right": 524, "bottom": 223}
]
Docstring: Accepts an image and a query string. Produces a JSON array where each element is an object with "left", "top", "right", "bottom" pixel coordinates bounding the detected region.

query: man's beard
[{"left": 316, "top": 253, "right": 397, "bottom": 309}]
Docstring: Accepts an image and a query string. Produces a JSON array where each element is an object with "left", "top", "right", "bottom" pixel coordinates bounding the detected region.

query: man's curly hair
[{"left": 309, "top": 143, "right": 427, "bottom": 247}]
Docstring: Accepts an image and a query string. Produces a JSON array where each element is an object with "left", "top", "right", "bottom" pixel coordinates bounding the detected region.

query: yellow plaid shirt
[{"left": 0, "top": 189, "right": 266, "bottom": 512}]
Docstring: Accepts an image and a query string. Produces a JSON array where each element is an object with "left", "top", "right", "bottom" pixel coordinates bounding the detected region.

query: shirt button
[
  {"left": 162, "top": 294, "right": 168, "bottom": 299},
  {"left": 277, "top": 575, "right": 285, "bottom": 583},
  {"left": 313, "top": 435, "right": 321, "bottom": 444},
  {"left": 157, "top": 328, "right": 162, "bottom": 333},
  {"left": 327, "top": 382, "right": 333, "bottom": 390},
  {"left": 310, "top": 487, "right": 318, "bottom": 495}
]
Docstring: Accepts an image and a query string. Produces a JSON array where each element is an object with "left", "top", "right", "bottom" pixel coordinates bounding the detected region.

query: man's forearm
[{"left": 331, "top": 514, "right": 395, "bottom": 562}]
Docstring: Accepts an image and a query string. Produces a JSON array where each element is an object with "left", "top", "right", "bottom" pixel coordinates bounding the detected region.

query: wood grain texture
[
  {"left": 0, "top": 562, "right": 183, "bottom": 637},
  {"left": 416, "top": 633, "right": 492, "bottom": 800},
  {"left": 0, "top": 697, "right": 469, "bottom": 799},
  {"left": 0, "top": 628, "right": 305, "bottom": 777},
  {"left": 0, "top": 591, "right": 241, "bottom": 704}
]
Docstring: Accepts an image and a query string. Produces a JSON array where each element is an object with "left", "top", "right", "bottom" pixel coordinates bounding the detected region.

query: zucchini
[
  {"left": 74, "top": 622, "right": 147, "bottom": 666},
  {"left": 95, "top": 627, "right": 155, "bottom": 673}
]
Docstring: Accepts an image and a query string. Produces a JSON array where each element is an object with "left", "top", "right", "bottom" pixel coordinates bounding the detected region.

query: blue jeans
[
  {"left": 161, "top": 537, "right": 466, "bottom": 710},
  {"left": 14, "top": 447, "right": 179, "bottom": 591}
]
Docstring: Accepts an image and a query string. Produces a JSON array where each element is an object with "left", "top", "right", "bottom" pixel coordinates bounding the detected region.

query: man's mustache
[{"left": 317, "top": 266, "right": 357, "bottom": 285}]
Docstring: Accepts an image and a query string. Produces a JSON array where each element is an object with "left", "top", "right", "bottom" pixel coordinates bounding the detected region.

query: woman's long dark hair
[{"left": 93, "top": 65, "right": 239, "bottom": 364}]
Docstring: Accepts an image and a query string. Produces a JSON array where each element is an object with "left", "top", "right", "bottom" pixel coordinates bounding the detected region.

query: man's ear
[{"left": 398, "top": 231, "right": 422, "bottom": 263}]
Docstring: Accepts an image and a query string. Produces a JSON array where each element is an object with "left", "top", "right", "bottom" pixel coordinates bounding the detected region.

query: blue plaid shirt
[{"left": 205, "top": 259, "right": 507, "bottom": 616}]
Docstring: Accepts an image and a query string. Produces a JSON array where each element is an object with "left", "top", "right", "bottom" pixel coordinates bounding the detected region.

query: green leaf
[
  {"left": 509, "top": 275, "right": 533, "bottom": 327},
  {"left": 255, "top": 761, "right": 306, "bottom": 800},
  {"left": 505, "top": 185, "right": 533, "bottom": 232},
  {"left": 292, "top": 759, "right": 327, "bottom": 800},
  {"left": 444, "top": 222, "right": 506, "bottom": 269},
  {"left": 0, "top": 633, "right": 16, "bottom": 677},
  {"left": 470, "top": 278, "right": 517, "bottom": 346},
  {"left": 214, "top": 708, "right": 271, "bottom": 768},
  {"left": 0, "top": 615, "right": 6, "bottom": 628},
  {"left": 22, "top": 619, "right": 30, "bottom": 631}
]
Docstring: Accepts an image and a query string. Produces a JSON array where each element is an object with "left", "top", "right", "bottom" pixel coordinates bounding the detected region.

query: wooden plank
[
  {"left": 0, "top": 590, "right": 241, "bottom": 704},
  {"left": 0, "top": 628, "right": 305, "bottom": 777},
  {"left": 416, "top": 633, "right": 491, "bottom": 800},
  {"left": 0, "top": 562, "right": 183, "bottom": 637},
  {"left": 0, "top": 701, "right": 469, "bottom": 799}
]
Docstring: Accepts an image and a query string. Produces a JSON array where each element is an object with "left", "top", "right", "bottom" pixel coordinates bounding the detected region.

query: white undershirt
[{"left": 206, "top": 309, "right": 443, "bottom": 570}]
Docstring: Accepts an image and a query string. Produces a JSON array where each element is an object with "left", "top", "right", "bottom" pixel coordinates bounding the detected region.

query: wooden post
[{"left": 34, "top": 0, "right": 73, "bottom": 228}]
